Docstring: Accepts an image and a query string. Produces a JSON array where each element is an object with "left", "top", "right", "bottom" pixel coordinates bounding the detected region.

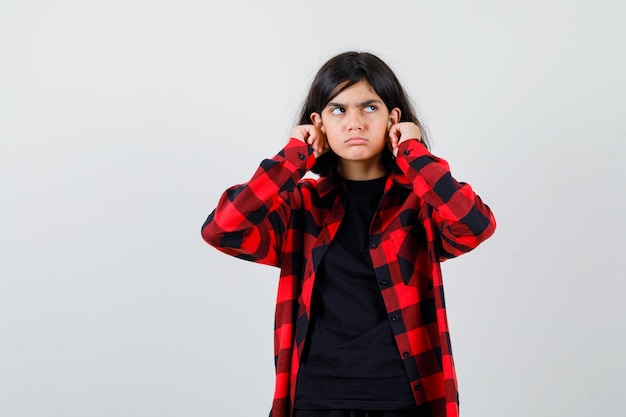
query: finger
[
  {"left": 313, "top": 138, "right": 327, "bottom": 158},
  {"left": 310, "top": 135, "right": 320, "bottom": 154},
  {"left": 388, "top": 125, "right": 400, "bottom": 146},
  {"left": 305, "top": 127, "right": 316, "bottom": 145}
]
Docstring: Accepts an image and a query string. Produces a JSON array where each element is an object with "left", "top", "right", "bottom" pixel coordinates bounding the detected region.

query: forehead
[{"left": 328, "top": 80, "right": 382, "bottom": 103}]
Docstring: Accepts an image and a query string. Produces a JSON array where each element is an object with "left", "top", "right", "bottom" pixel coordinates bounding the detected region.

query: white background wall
[{"left": 1, "top": 1, "right": 624, "bottom": 416}]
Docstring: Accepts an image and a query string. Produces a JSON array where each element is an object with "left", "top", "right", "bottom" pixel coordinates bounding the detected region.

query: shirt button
[
  {"left": 390, "top": 315, "right": 399, "bottom": 322},
  {"left": 403, "top": 351, "right": 410, "bottom": 358},
  {"left": 403, "top": 149, "right": 411, "bottom": 156},
  {"left": 369, "top": 243, "right": 377, "bottom": 249},
  {"left": 380, "top": 280, "right": 388, "bottom": 286},
  {"left": 298, "top": 153, "right": 306, "bottom": 160},
  {"left": 413, "top": 383, "right": 421, "bottom": 391}
]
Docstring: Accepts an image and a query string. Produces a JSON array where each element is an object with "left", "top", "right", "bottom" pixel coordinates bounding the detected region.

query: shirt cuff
[{"left": 396, "top": 138, "right": 431, "bottom": 159}]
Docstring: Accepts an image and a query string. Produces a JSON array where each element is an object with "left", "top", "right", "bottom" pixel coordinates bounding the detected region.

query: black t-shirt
[{"left": 295, "top": 176, "right": 417, "bottom": 411}]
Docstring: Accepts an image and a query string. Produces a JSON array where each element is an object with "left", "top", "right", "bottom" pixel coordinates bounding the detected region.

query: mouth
[{"left": 345, "top": 136, "right": 368, "bottom": 145}]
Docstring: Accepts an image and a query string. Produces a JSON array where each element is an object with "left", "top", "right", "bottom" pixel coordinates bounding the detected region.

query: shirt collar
[{"left": 316, "top": 169, "right": 411, "bottom": 197}]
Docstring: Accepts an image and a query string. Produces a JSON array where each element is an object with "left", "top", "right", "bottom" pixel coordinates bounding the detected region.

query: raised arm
[
  {"left": 201, "top": 138, "right": 316, "bottom": 266},
  {"left": 393, "top": 136, "right": 496, "bottom": 260}
]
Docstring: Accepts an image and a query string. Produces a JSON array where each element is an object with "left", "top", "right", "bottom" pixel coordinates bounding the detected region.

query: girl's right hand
[{"left": 291, "top": 124, "right": 328, "bottom": 158}]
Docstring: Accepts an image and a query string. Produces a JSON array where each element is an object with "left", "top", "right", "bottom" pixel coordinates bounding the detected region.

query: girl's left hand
[{"left": 388, "top": 122, "right": 422, "bottom": 157}]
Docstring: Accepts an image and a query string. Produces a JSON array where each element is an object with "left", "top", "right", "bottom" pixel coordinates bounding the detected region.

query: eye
[
  {"left": 330, "top": 107, "right": 345, "bottom": 115},
  {"left": 364, "top": 105, "right": 377, "bottom": 113}
]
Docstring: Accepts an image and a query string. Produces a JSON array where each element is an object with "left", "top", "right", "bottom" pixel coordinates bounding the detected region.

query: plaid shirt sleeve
[
  {"left": 201, "top": 138, "right": 315, "bottom": 266},
  {"left": 394, "top": 139, "right": 496, "bottom": 259}
]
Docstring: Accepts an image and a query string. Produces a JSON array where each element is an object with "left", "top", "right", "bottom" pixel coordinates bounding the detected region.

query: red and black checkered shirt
[{"left": 201, "top": 138, "right": 496, "bottom": 417}]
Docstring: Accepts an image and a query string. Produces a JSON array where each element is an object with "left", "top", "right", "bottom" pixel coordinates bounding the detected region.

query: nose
[{"left": 345, "top": 109, "right": 363, "bottom": 130}]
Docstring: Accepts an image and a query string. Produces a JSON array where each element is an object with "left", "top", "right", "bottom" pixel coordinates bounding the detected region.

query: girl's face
[{"left": 311, "top": 80, "right": 400, "bottom": 178}]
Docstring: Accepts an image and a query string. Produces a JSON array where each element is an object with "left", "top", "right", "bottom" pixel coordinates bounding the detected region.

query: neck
[{"left": 337, "top": 158, "right": 387, "bottom": 181}]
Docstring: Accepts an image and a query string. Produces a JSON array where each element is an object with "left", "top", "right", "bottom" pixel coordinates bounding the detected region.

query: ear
[
  {"left": 388, "top": 107, "right": 401, "bottom": 128},
  {"left": 310, "top": 112, "right": 325, "bottom": 133}
]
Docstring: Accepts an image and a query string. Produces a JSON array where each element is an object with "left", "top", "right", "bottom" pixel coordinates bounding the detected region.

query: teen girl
[{"left": 201, "top": 51, "right": 496, "bottom": 417}]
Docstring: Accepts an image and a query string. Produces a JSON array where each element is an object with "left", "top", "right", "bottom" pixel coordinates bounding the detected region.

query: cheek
[{"left": 375, "top": 121, "right": 392, "bottom": 138}]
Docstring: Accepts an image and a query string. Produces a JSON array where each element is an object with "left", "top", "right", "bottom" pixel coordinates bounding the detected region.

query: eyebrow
[{"left": 326, "top": 99, "right": 382, "bottom": 108}]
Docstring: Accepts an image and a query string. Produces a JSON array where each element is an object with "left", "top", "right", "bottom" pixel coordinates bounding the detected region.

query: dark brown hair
[{"left": 298, "top": 51, "right": 429, "bottom": 176}]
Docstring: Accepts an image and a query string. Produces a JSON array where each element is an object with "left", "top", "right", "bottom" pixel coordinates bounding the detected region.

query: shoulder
[
  {"left": 389, "top": 170, "right": 412, "bottom": 189},
  {"left": 296, "top": 176, "right": 323, "bottom": 195},
  {"left": 295, "top": 175, "right": 340, "bottom": 202}
]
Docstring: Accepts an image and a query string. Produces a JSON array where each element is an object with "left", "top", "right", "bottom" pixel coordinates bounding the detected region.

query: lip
[{"left": 345, "top": 136, "right": 368, "bottom": 145}]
